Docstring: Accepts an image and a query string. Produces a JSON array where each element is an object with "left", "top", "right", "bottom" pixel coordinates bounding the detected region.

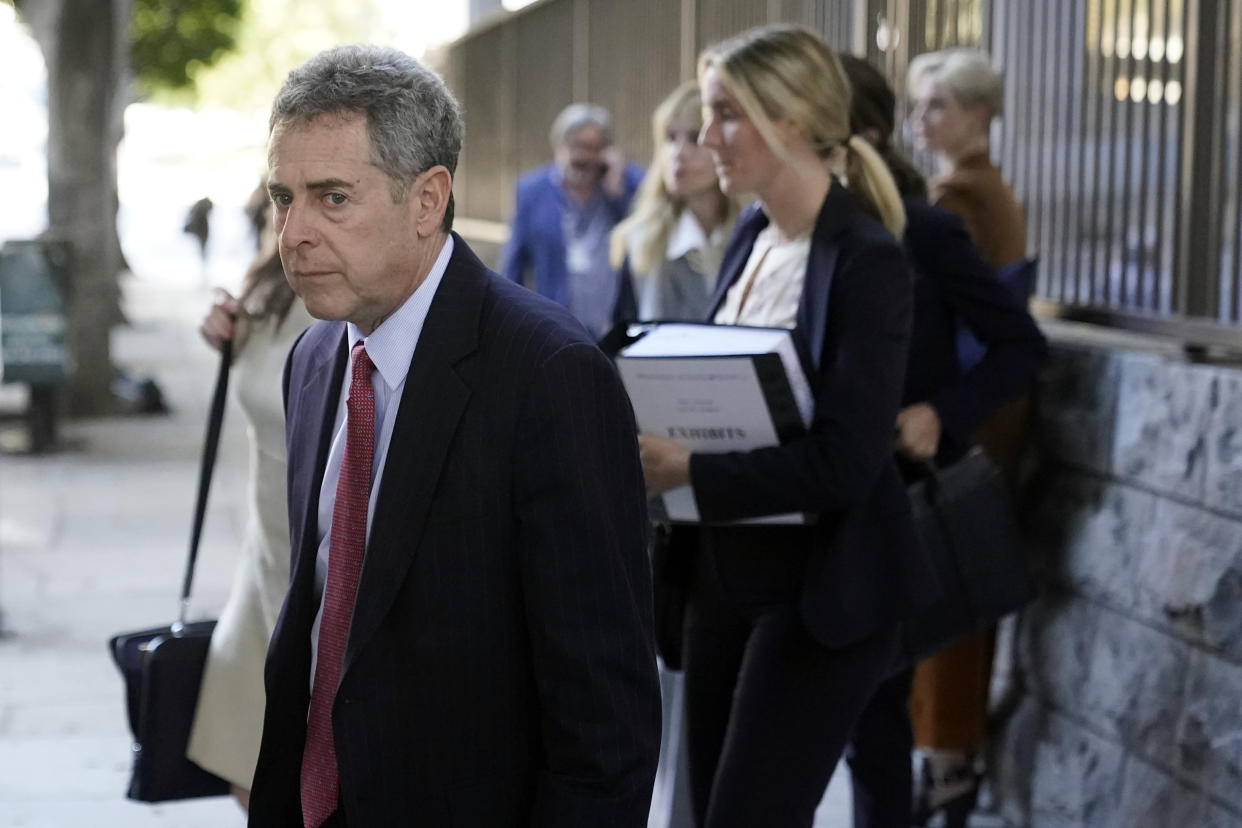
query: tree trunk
[{"left": 20, "top": 0, "right": 125, "bottom": 416}]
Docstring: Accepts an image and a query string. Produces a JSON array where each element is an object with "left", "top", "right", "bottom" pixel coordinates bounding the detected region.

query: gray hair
[
  {"left": 548, "top": 102, "right": 614, "bottom": 148},
  {"left": 908, "top": 48, "right": 1003, "bottom": 118},
  {"left": 270, "top": 44, "right": 464, "bottom": 231}
]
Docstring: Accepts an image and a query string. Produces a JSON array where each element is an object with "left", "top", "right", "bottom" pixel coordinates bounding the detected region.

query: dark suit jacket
[
  {"left": 901, "top": 198, "right": 1047, "bottom": 466},
  {"left": 686, "top": 183, "right": 938, "bottom": 650},
  {"left": 499, "top": 162, "right": 643, "bottom": 325},
  {"left": 249, "top": 236, "right": 661, "bottom": 827}
]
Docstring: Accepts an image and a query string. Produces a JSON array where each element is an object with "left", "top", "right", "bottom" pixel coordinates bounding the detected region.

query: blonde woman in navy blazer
[{"left": 638, "top": 25, "right": 938, "bottom": 828}]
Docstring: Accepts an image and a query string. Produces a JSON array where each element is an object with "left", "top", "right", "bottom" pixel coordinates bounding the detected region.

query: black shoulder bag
[
  {"left": 107, "top": 343, "right": 233, "bottom": 801},
  {"left": 900, "top": 447, "right": 1038, "bottom": 665}
]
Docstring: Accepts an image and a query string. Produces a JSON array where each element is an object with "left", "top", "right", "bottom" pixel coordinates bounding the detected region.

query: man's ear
[{"left": 411, "top": 166, "right": 453, "bottom": 237}]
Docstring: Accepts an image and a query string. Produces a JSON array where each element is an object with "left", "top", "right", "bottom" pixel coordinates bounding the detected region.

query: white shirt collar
[
  {"left": 666, "top": 209, "right": 721, "bottom": 261},
  {"left": 346, "top": 234, "right": 455, "bottom": 389}
]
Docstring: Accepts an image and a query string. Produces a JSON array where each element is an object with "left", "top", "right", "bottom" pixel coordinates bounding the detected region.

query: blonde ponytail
[{"left": 844, "top": 134, "right": 905, "bottom": 238}]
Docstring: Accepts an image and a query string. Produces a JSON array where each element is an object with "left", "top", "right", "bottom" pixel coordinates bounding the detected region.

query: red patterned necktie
[{"left": 301, "top": 342, "right": 375, "bottom": 828}]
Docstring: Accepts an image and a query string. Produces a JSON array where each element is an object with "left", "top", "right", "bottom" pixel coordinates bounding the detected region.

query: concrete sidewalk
[{"left": 0, "top": 275, "right": 860, "bottom": 827}]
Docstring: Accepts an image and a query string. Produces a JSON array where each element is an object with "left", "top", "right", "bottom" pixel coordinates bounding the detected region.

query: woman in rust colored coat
[{"left": 905, "top": 46, "right": 1035, "bottom": 826}]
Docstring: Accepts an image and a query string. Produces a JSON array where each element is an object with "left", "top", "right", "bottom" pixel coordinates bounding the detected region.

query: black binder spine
[{"left": 751, "top": 353, "right": 807, "bottom": 444}]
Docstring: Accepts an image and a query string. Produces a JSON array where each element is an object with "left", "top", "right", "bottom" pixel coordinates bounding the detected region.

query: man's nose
[{"left": 280, "top": 202, "right": 317, "bottom": 248}]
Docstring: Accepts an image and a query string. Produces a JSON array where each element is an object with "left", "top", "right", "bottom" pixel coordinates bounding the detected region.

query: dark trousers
[
  {"left": 847, "top": 668, "right": 915, "bottom": 828},
  {"left": 682, "top": 529, "right": 900, "bottom": 828}
]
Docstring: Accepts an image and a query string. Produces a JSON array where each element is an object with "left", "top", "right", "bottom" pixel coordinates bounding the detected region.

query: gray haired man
[
  {"left": 500, "top": 102, "right": 645, "bottom": 339},
  {"left": 249, "top": 44, "right": 660, "bottom": 828}
]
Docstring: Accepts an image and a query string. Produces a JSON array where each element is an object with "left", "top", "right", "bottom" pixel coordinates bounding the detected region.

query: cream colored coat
[{"left": 187, "top": 299, "right": 312, "bottom": 789}]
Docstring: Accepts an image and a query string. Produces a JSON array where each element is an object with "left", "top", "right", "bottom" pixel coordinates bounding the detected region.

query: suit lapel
[
  {"left": 705, "top": 205, "right": 767, "bottom": 320},
  {"left": 798, "top": 234, "right": 839, "bottom": 371},
  {"left": 343, "top": 238, "right": 484, "bottom": 671},
  {"left": 289, "top": 326, "right": 349, "bottom": 594},
  {"left": 797, "top": 181, "right": 854, "bottom": 370}
]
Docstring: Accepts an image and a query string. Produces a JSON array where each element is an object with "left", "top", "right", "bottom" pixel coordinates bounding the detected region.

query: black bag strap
[{"left": 177, "top": 340, "right": 232, "bottom": 627}]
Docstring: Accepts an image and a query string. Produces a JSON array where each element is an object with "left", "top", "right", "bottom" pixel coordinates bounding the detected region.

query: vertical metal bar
[
  {"left": 1177, "top": 0, "right": 1224, "bottom": 318},
  {"left": 853, "top": 0, "right": 871, "bottom": 55},
  {"left": 1116, "top": 0, "right": 1133, "bottom": 308},
  {"left": 897, "top": 0, "right": 912, "bottom": 84},
  {"left": 1160, "top": 0, "right": 1183, "bottom": 313},
  {"left": 1136, "top": 0, "right": 1156, "bottom": 310},
  {"left": 1051, "top": 0, "right": 1070, "bottom": 301},
  {"left": 1059, "top": 0, "right": 1082, "bottom": 302},
  {"left": 1149, "top": 0, "right": 1168, "bottom": 312},
  {"left": 1079, "top": 0, "right": 1101, "bottom": 304},
  {"left": 1098, "top": 0, "right": 1116, "bottom": 304},
  {"left": 1220, "top": 0, "right": 1241, "bottom": 323},
  {"left": 1135, "top": 0, "right": 1153, "bottom": 309},
  {"left": 1045, "top": 0, "right": 1064, "bottom": 299},
  {"left": 1137, "top": 0, "right": 1151, "bottom": 311},
  {"left": 1024, "top": 0, "right": 1042, "bottom": 259},
  {"left": 1034, "top": 0, "right": 1049, "bottom": 275},
  {"left": 992, "top": 0, "right": 1010, "bottom": 173},
  {"left": 1230, "top": 0, "right": 1242, "bottom": 322}
]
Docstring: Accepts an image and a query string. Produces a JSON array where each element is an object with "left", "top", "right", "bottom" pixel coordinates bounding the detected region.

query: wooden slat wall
[{"left": 586, "top": 0, "right": 681, "bottom": 169}]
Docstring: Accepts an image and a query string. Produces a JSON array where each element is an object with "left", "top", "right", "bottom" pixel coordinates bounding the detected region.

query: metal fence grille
[
  {"left": 436, "top": 0, "right": 1242, "bottom": 344},
  {"left": 993, "top": 0, "right": 1186, "bottom": 321}
]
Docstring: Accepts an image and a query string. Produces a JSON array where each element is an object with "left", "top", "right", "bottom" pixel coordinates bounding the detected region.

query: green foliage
[
  {"left": 188, "top": 0, "right": 389, "bottom": 113},
  {"left": 131, "top": 0, "right": 244, "bottom": 95}
]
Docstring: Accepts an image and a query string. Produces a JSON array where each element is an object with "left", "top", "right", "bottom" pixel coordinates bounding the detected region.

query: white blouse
[{"left": 713, "top": 223, "right": 810, "bottom": 329}]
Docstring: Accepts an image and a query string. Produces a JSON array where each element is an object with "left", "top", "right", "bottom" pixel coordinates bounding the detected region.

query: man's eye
[
  {"left": 271, "top": 193, "right": 292, "bottom": 206},
  {"left": 326, "top": 193, "right": 347, "bottom": 206}
]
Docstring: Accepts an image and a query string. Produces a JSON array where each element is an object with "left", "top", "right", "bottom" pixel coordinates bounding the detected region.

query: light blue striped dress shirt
[{"left": 309, "top": 234, "right": 455, "bottom": 688}]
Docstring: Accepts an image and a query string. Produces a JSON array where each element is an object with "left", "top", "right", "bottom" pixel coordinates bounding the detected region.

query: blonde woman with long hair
[
  {"left": 610, "top": 81, "right": 740, "bottom": 321},
  {"left": 637, "top": 25, "right": 937, "bottom": 828}
]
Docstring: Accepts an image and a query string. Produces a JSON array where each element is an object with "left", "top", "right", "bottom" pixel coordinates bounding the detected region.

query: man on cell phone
[{"left": 501, "top": 103, "right": 644, "bottom": 339}]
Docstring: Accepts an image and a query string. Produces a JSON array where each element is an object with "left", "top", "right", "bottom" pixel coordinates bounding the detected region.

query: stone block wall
[{"left": 993, "top": 331, "right": 1242, "bottom": 826}]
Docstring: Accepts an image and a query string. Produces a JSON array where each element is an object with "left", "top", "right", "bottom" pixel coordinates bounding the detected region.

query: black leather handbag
[
  {"left": 107, "top": 343, "right": 233, "bottom": 802},
  {"left": 901, "top": 447, "right": 1037, "bottom": 664}
]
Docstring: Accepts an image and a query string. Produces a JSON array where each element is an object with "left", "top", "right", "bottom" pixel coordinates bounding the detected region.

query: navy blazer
[
  {"left": 249, "top": 236, "right": 661, "bottom": 828},
  {"left": 901, "top": 198, "right": 1048, "bottom": 465},
  {"left": 500, "top": 161, "right": 643, "bottom": 325},
  {"left": 688, "top": 183, "right": 937, "bottom": 649}
]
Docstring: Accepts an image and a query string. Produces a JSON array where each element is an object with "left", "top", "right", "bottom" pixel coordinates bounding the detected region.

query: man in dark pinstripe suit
[{"left": 248, "top": 45, "right": 661, "bottom": 828}]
